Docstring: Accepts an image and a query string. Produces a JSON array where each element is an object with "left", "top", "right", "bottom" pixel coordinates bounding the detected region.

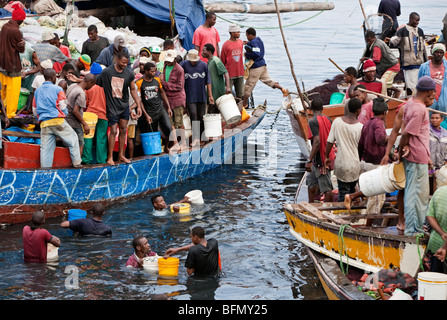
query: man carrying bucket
[
  {"left": 398, "top": 76, "right": 436, "bottom": 236},
  {"left": 60, "top": 203, "right": 112, "bottom": 237},
  {"left": 164, "top": 226, "right": 221, "bottom": 278}
]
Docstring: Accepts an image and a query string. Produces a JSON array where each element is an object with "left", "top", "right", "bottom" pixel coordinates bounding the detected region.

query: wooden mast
[{"left": 204, "top": 2, "right": 334, "bottom": 14}]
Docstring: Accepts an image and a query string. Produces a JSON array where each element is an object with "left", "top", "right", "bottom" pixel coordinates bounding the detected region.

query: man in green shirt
[
  {"left": 427, "top": 185, "right": 447, "bottom": 273},
  {"left": 202, "top": 43, "right": 230, "bottom": 113}
]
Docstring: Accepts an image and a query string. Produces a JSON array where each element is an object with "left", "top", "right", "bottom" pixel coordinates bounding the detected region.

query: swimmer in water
[{"left": 151, "top": 194, "right": 191, "bottom": 211}]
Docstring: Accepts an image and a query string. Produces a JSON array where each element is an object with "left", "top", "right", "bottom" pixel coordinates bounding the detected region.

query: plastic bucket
[
  {"left": 216, "top": 93, "right": 241, "bottom": 124},
  {"left": 143, "top": 255, "right": 160, "bottom": 273},
  {"left": 67, "top": 209, "right": 87, "bottom": 236},
  {"left": 141, "top": 131, "right": 162, "bottom": 155},
  {"left": 241, "top": 107, "right": 250, "bottom": 122},
  {"left": 185, "top": 190, "right": 204, "bottom": 204},
  {"left": 158, "top": 257, "right": 179, "bottom": 277},
  {"left": 359, "top": 163, "right": 405, "bottom": 197},
  {"left": 18, "top": 88, "right": 30, "bottom": 111},
  {"left": 83, "top": 112, "right": 98, "bottom": 138},
  {"left": 417, "top": 272, "right": 447, "bottom": 300},
  {"left": 46, "top": 243, "right": 59, "bottom": 262},
  {"left": 329, "top": 92, "right": 345, "bottom": 105},
  {"left": 170, "top": 203, "right": 191, "bottom": 214},
  {"left": 203, "top": 114, "right": 222, "bottom": 138}
]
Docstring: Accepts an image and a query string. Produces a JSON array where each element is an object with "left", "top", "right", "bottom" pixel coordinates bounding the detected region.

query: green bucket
[
  {"left": 18, "top": 88, "right": 30, "bottom": 111},
  {"left": 329, "top": 92, "right": 345, "bottom": 105}
]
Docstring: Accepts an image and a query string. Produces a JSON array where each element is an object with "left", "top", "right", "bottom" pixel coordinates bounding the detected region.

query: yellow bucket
[
  {"left": 241, "top": 107, "right": 250, "bottom": 122},
  {"left": 83, "top": 112, "right": 98, "bottom": 138},
  {"left": 158, "top": 257, "right": 179, "bottom": 277},
  {"left": 170, "top": 203, "right": 191, "bottom": 214}
]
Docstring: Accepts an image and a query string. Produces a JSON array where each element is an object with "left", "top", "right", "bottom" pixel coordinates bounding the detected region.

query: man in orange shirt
[{"left": 83, "top": 62, "right": 108, "bottom": 164}]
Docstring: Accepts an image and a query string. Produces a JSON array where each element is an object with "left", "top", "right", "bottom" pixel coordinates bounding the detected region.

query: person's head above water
[{"left": 151, "top": 194, "right": 167, "bottom": 211}]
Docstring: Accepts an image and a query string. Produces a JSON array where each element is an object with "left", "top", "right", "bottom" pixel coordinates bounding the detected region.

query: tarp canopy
[{"left": 124, "top": 0, "right": 205, "bottom": 51}]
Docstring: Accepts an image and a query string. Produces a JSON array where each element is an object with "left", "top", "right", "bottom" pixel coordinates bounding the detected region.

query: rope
[{"left": 338, "top": 224, "right": 351, "bottom": 275}]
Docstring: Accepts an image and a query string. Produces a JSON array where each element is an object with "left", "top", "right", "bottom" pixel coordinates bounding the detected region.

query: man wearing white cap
[
  {"left": 180, "top": 49, "right": 213, "bottom": 147},
  {"left": 418, "top": 43, "right": 447, "bottom": 122},
  {"left": 31, "top": 59, "right": 53, "bottom": 91},
  {"left": 32, "top": 31, "right": 70, "bottom": 66},
  {"left": 221, "top": 24, "right": 244, "bottom": 101}
]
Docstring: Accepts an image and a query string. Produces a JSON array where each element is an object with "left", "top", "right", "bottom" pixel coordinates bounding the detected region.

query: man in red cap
[
  {"left": 0, "top": 3, "right": 26, "bottom": 118},
  {"left": 358, "top": 59, "right": 386, "bottom": 96}
]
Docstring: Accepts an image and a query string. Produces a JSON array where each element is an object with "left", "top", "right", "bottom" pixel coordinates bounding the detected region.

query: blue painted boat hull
[{"left": 0, "top": 108, "right": 266, "bottom": 224}]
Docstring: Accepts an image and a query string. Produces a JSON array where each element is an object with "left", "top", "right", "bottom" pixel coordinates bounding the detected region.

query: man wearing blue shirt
[{"left": 242, "top": 28, "right": 288, "bottom": 108}]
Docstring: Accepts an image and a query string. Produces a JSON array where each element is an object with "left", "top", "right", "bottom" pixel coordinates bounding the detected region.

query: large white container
[
  {"left": 216, "top": 94, "right": 241, "bottom": 124},
  {"left": 185, "top": 190, "right": 204, "bottom": 204},
  {"left": 203, "top": 114, "right": 222, "bottom": 138},
  {"left": 47, "top": 243, "right": 59, "bottom": 262},
  {"left": 359, "top": 163, "right": 405, "bottom": 197},
  {"left": 417, "top": 272, "right": 447, "bottom": 300}
]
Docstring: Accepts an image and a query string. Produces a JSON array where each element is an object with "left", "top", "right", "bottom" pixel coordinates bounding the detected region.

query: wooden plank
[
  {"left": 297, "top": 201, "right": 349, "bottom": 225},
  {"left": 338, "top": 213, "right": 399, "bottom": 220}
]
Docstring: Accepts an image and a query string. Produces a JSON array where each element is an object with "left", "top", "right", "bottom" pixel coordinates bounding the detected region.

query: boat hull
[
  {"left": 283, "top": 202, "right": 426, "bottom": 277},
  {"left": 0, "top": 108, "right": 266, "bottom": 224}
]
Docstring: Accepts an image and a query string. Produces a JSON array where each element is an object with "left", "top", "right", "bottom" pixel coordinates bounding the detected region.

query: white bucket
[
  {"left": 47, "top": 243, "right": 59, "bottom": 262},
  {"left": 203, "top": 114, "right": 222, "bottom": 138},
  {"left": 143, "top": 255, "right": 160, "bottom": 273},
  {"left": 417, "top": 272, "right": 447, "bottom": 300},
  {"left": 216, "top": 93, "right": 241, "bottom": 124},
  {"left": 359, "top": 163, "right": 405, "bottom": 197},
  {"left": 185, "top": 190, "right": 204, "bottom": 204}
]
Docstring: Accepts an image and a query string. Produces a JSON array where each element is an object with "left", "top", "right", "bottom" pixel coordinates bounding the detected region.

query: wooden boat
[
  {"left": 305, "top": 247, "right": 374, "bottom": 300},
  {"left": 0, "top": 106, "right": 266, "bottom": 225},
  {"left": 284, "top": 96, "right": 402, "bottom": 158}
]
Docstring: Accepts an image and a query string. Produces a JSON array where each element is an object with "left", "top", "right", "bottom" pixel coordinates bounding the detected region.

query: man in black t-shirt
[
  {"left": 137, "top": 62, "right": 179, "bottom": 153},
  {"left": 163, "top": 226, "right": 221, "bottom": 278},
  {"left": 96, "top": 51, "right": 143, "bottom": 165},
  {"left": 60, "top": 203, "right": 112, "bottom": 237}
]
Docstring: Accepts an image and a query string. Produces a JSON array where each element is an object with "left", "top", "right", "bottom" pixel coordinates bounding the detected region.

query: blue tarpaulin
[{"left": 124, "top": 0, "right": 205, "bottom": 51}]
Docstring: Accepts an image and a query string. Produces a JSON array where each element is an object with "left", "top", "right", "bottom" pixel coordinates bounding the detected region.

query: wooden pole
[
  {"left": 205, "top": 2, "right": 334, "bottom": 14},
  {"left": 358, "top": 0, "right": 371, "bottom": 30},
  {"left": 328, "top": 58, "right": 345, "bottom": 74},
  {"left": 358, "top": 87, "right": 447, "bottom": 116},
  {"left": 273, "top": 0, "right": 308, "bottom": 116}
]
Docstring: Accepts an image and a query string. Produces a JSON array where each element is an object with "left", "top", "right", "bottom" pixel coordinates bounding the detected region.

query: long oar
[
  {"left": 358, "top": 87, "right": 447, "bottom": 116},
  {"left": 328, "top": 58, "right": 345, "bottom": 74}
]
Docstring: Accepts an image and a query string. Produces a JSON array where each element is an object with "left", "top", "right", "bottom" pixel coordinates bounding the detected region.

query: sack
[{"left": 183, "top": 113, "right": 192, "bottom": 140}]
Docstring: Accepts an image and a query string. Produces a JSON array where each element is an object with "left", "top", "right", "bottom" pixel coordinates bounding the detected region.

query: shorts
[
  {"left": 230, "top": 76, "right": 244, "bottom": 98},
  {"left": 73, "top": 127, "right": 84, "bottom": 147},
  {"left": 306, "top": 165, "right": 333, "bottom": 194},
  {"left": 170, "top": 106, "right": 185, "bottom": 128},
  {"left": 127, "top": 124, "right": 136, "bottom": 139},
  {"left": 107, "top": 107, "right": 130, "bottom": 126}
]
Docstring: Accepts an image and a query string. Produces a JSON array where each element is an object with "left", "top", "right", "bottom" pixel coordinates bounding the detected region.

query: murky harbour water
[{"left": 0, "top": 0, "right": 445, "bottom": 301}]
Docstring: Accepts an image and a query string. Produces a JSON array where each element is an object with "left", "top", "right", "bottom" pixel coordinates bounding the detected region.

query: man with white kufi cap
[{"left": 221, "top": 24, "right": 245, "bottom": 101}]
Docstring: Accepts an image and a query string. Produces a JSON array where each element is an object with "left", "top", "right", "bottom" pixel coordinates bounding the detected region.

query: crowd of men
[
  {"left": 306, "top": 2, "right": 447, "bottom": 274},
  {"left": 0, "top": 8, "right": 289, "bottom": 167}
]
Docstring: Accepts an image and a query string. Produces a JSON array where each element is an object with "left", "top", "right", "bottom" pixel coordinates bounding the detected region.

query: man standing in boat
[
  {"left": 398, "top": 76, "right": 436, "bottom": 236},
  {"left": 325, "top": 98, "right": 363, "bottom": 202},
  {"left": 220, "top": 24, "right": 245, "bottom": 102},
  {"left": 305, "top": 98, "right": 334, "bottom": 203},
  {"left": 96, "top": 51, "right": 143, "bottom": 165},
  {"left": 193, "top": 11, "right": 221, "bottom": 63},
  {"left": 387, "top": 12, "right": 428, "bottom": 96},
  {"left": 378, "top": 0, "right": 401, "bottom": 39},
  {"left": 358, "top": 59, "right": 386, "bottom": 96}
]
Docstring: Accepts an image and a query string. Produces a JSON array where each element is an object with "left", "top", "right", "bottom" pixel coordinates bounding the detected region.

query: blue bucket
[
  {"left": 67, "top": 209, "right": 87, "bottom": 235},
  {"left": 141, "top": 131, "right": 162, "bottom": 155},
  {"left": 329, "top": 92, "right": 345, "bottom": 105}
]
